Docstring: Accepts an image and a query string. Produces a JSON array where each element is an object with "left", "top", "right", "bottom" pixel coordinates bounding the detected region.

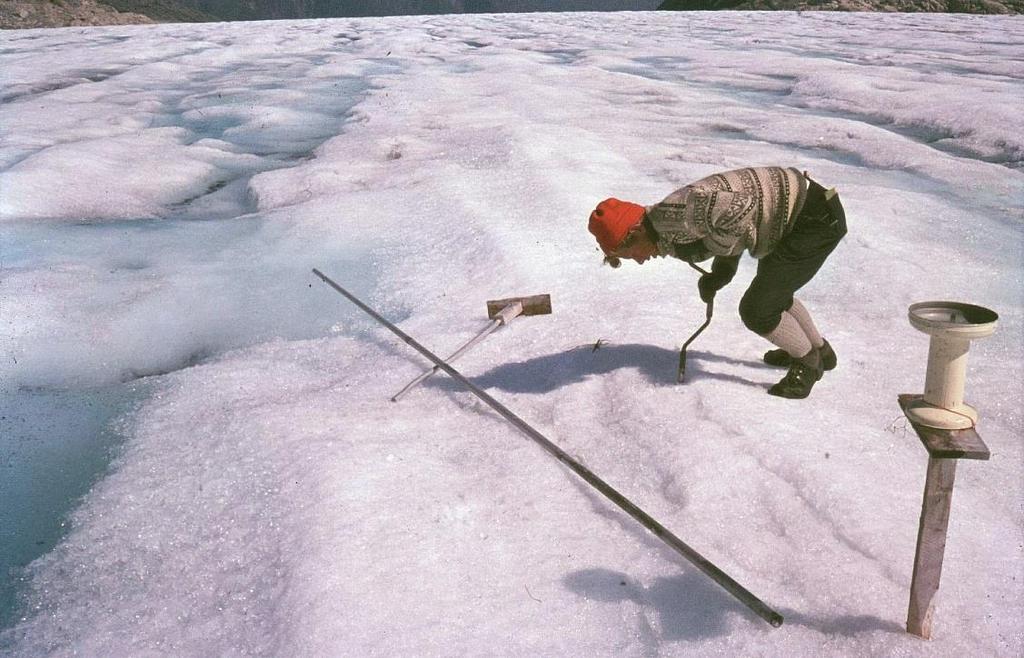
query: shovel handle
[{"left": 391, "top": 301, "right": 524, "bottom": 402}]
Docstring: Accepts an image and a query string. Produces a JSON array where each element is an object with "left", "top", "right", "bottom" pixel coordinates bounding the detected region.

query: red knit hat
[{"left": 588, "top": 198, "right": 646, "bottom": 255}]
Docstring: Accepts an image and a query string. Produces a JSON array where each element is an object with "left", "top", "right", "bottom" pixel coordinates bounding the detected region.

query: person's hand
[{"left": 697, "top": 274, "right": 721, "bottom": 304}]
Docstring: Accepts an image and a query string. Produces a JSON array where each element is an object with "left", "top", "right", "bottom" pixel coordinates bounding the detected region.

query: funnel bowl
[{"left": 909, "top": 301, "right": 998, "bottom": 339}]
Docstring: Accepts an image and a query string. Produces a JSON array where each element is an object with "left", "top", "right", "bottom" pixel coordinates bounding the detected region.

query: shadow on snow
[
  {"left": 426, "top": 343, "right": 772, "bottom": 395},
  {"left": 562, "top": 567, "right": 904, "bottom": 643}
]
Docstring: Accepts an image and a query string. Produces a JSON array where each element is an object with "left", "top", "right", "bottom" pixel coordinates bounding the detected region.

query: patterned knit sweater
[{"left": 645, "top": 166, "right": 808, "bottom": 259}]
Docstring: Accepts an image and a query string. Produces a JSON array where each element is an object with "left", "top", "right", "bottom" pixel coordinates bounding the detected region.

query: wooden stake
[
  {"left": 898, "top": 394, "right": 989, "bottom": 639},
  {"left": 907, "top": 457, "right": 957, "bottom": 639}
]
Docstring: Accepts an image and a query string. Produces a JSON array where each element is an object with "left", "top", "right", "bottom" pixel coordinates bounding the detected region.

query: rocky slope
[
  {"left": 658, "top": 0, "right": 1019, "bottom": 12},
  {"left": 1, "top": 0, "right": 661, "bottom": 27},
  {"left": 1, "top": 0, "right": 152, "bottom": 28},
  {"left": 1, "top": 0, "right": 215, "bottom": 28},
  {"left": 1, "top": 0, "right": 1016, "bottom": 30},
  {"left": 157, "top": 1, "right": 660, "bottom": 22},
  {"left": 101, "top": 0, "right": 216, "bottom": 22}
]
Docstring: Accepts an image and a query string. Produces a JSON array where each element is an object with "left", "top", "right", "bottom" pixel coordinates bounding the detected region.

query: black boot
[
  {"left": 768, "top": 349, "right": 823, "bottom": 399},
  {"left": 764, "top": 338, "right": 836, "bottom": 371}
]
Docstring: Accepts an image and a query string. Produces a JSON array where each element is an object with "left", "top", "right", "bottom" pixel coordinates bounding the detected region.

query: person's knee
[{"left": 739, "top": 292, "right": 784, "bottom": 335}]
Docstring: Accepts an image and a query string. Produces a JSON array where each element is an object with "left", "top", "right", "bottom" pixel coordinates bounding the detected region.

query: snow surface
[{"left": 1, "top": 10, "right": 1022, "bottom": 657}]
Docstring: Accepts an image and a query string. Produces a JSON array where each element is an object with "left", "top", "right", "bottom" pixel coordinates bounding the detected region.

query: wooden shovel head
[{"left": 486, "top": 294, "right": 552, "bottom": 319}]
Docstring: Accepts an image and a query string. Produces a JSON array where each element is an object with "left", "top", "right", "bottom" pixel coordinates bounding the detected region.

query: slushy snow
[{"left": 1, "top": 10, "right": 1022, "bottom": 657}]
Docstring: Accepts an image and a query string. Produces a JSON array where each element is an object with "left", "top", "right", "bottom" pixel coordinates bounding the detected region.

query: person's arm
[
  {"left": 697, "top": 255, "right": 741, "bottom": 304},
  {"left": 647, "top": 186, "right": 754, "bottom": 257},
  {"left": 645, "top": 186, "right": 706, "bottom": 251},
  {"left": 673, "top": 239, "right": 713, "bottom": 263},
  {"left": 700, "top": 190, "right": 755, "bottom": 256}
]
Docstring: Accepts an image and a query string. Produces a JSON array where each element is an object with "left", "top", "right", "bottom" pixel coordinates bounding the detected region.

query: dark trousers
[{"left": 739, "top": 181, "right": 848, "bottom": 335}]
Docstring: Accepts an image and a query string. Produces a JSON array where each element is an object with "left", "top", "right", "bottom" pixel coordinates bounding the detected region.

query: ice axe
[
  {"left": 390, "top": 293, "right": 552, "bottom": 402},
  {"left": 678, "top": 262, "right": 714, "bottom": 383}
]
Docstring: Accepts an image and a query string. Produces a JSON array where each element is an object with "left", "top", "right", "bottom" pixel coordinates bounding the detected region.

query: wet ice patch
[
  {"left": 0, "top": 213, "right": 383, "bottom": 389},
  {"left": 0, "top": 385, "right": 144, "bottom": 630}
]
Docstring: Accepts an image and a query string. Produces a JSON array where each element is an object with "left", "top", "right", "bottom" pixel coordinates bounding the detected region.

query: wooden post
[
  {"left": 898, "top": 394, "right": 989, "bottom": 640},
  {"left": 907, "top": 457, "right": 957, "bottom": 638}
]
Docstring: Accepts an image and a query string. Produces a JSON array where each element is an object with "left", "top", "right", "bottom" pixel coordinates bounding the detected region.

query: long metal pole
[{"left": 313, "top": 268, "right": 783, "bottom": 628}]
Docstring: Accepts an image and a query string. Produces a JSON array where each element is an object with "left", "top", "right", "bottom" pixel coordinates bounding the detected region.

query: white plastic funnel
[{"left": 906, "top": 301, "right": 998, "bottom": 430}]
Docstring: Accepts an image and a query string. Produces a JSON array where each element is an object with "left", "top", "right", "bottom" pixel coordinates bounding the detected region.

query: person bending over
[{"left": 587, "top": 166, "right": 847, "bottom": 399}]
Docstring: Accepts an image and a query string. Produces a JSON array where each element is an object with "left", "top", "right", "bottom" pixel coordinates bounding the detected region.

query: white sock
[
  {"left": 788, "top": 298, "right": 824, "bottom": 349},
  {"left": 764, "top": 311, "right": 813, "bottom": 358}
]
